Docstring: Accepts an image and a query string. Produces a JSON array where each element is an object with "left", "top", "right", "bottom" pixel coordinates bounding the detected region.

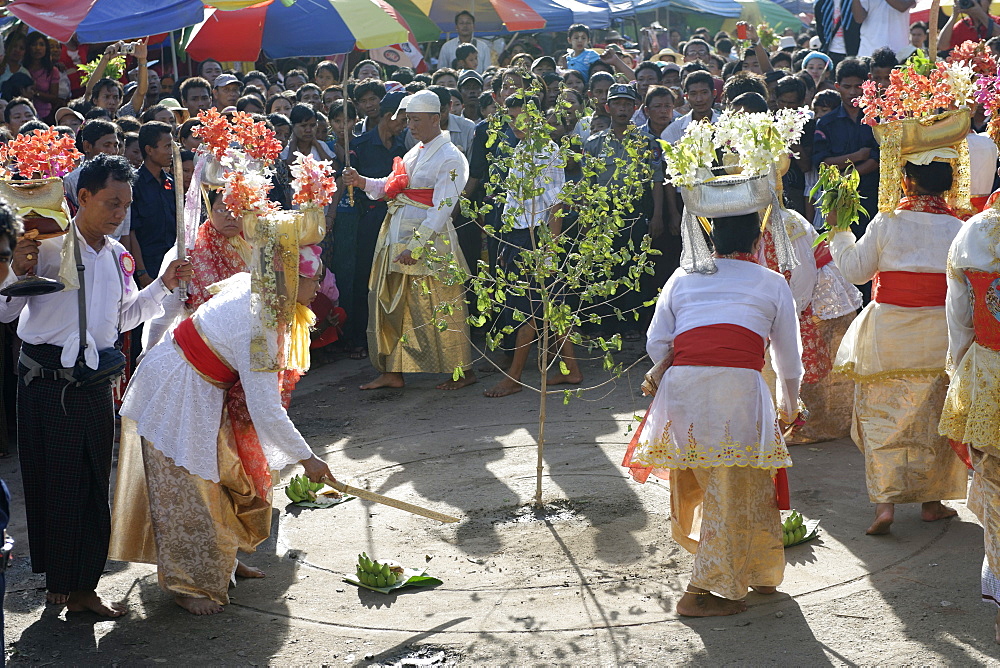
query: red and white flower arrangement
[{"left": 290, "top": 153, "right": 338, "bottom": 208}]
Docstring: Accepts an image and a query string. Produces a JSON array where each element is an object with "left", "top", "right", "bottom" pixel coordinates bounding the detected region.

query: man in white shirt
[
  {"left": 483, "top": 94, "right": 581, "bottom": 398},
  {"left": 342, "top": 90, "right": 476, "bottom": 391},
  {"left": 661, "top": 71, "right": 721, "bottom": 144},
  {"left": 968, "top": 129, "right": 1000, "bottom": 212},
  {"left": 436, "top": 11, "right": 493, "bottom": 74},
  {"left": 3, "top": 155, "right": 191, "bottom": 618},
  {"left": 852, "top": 0, "right": 915, "bottom": 57}
]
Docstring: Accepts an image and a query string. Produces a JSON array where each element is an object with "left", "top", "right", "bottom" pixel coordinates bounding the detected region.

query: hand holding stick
[{"left": 171, "top": 140, "right": 188, "bottom": 301}]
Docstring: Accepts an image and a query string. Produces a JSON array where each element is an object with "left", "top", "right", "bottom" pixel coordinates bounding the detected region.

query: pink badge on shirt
[{"left": 119, "top": 251, "right": 136, "bottom": 294}]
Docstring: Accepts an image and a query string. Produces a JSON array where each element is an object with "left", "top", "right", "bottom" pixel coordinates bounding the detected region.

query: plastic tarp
[{"left": 8, "top": 0, "right": 206, "bottom": 42}]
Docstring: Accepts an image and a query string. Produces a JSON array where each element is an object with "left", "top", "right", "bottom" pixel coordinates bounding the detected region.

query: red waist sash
[
  {"left": 173, "top": 317, "right": 238, "bottom": 389},
  {"left": 966, "top": 270, "right": 1000, "bottom": 352},
  {"left": 672, "top": 323, "right": 766, "bottom": 371},
  {"left": 872, "top": 271, "right": 947, "bottom": 308},
  {"left": 383, "top": 156, "right": 434, "bottom": 205}
]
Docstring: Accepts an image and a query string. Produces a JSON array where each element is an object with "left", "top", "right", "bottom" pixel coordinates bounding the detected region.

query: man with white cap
[{"left": 343, "top": 89, "right": 477, "bottom": 391}]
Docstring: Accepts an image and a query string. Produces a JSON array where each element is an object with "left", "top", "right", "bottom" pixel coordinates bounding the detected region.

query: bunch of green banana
[
  {"left": 782, "top": 510, "right": 808, "bottom": 547},
  {"left": 356, "top": 553, "right": 403, "bottom": 588},
  {"left": 285, "top": 474, "right": 324, "bottom": 503},
  {"left": 810, "top": 163, "right": 867, "bottom": 245}
]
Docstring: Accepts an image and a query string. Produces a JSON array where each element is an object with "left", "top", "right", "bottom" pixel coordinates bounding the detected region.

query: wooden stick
[
  {"left": 171, "top": 140, "right": 187, "bottom": 300},
  {"left": 929, "top": 0, "right": 941, "bottom": 61},
  {"left": 344, "top": 119, "right": 353, "bottom": 206},
  {"left": 322, "top": 477, "right": 459, "bottom": 523}
]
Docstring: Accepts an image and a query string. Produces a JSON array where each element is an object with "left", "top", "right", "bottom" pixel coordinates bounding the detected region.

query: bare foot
[
  {"left": 478, "top": 356, "right": 512, "bottom": 374},
  {"left": 484, "top": 377, "right": 522, "bottom": 398},
  {"left": 174, "top": 595, "right": 223, "bottom": 615},
  {"left": 921, "top": 500, "right": 958, "bottom": 522},
  {"left": 360, "top": 373, "right": 404, "bottom": 391},
  {"left": 436, "top": 372, "right": 477, "bottom": 390},
  {"left": 546, "top": 370, "right": 583, "bottom": 386},
  {"left": 236, "top": 560, "right": 265, "bottom": 578},
  {"left": 65, "top": 590, "right": 127, "bottom": 617},
  {"left": 750, "top": 585, "right": 778, "bottom": 594},
  {"left": 676, "top": 589, "right": 747, "bottom": 617},
  {"left": 866, "top": 503, "right": 895, "bottom": 535},
  {"left": 46, "top": 592, "right": 68, "bottom": 606}
]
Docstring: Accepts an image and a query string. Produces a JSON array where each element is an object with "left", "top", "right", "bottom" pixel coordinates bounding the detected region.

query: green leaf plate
[
  {"left": 784, "top": 519, "right": 820, "bottom": 549},
  {"left": 344, "top": 567, "right": 443, "bottom": 594},
  {"left": 291, "top": 494, "right": 356, "bottom": 509}
]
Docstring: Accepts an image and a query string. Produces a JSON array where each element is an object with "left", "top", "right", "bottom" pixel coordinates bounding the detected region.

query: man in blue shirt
[
  {"left": 812, "top": 57, "right": 879, "bottom": 237},
  {"left": 349, "top": 92, "right": 407, "bottom": 354}
]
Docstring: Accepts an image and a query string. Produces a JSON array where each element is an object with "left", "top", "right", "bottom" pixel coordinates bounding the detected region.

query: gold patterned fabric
[
  {"left": 940, "top": 343, "right": 1000, "bottom": 453},
  {"left": 109, "top": 415, "right": 272, "bottom": 605},
  {"left": 670, "top": 465, "right": 784, "bottom": 601},
  {"left": 764, "top": 314, "right": 855, "bottom": 443},
  {"left": 367, "top": 211, "right": 471, "bottom": 375},
  {"left": 968, "top": 447, "right": 1000, "bottom": 582},
  {"left": 852, "top": 375, "right": 968, "bottom": 504}
]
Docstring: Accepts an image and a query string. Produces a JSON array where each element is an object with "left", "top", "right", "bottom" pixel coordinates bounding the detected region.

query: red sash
[
  {"left": 872, "top": 271, "right": 947, "bottom": 308},
  {"left": 965, "top": 271, "right": 1000, "bottom": 352},
  {"left": 672, "top": 323, "right": 766, "bottom": 371},
  {"left": 383, "top": 156, "right": 434, "bottom": 206},
  {"left": 971, "top": 195, "right": 990, "bottom": 213},
  {"left": 173, "top": 317, "right": 238, "bottom": 388}
]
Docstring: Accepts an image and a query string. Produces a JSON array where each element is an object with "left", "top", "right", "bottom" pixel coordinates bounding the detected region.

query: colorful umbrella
[
  {"left": 7, "top": 0, "right": 206, "bottom": 42},
  {"left": 183, "top": 0, "right": 411, "bottom": 61},
  {"left": 401, "top": 0, "right": 548, "bottom": 34}
]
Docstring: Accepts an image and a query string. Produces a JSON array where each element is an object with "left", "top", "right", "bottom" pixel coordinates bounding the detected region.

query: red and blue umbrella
[
  {"left": 182, "top": 0, "right": 414, "bottom": 61},
  {"left": 7, "top": 0, "right": 206, "bottom": 42}
]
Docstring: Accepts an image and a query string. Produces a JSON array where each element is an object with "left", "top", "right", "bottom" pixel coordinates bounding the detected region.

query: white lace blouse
[{"left": 120, "top": 273, "right": 314, "bottom": 482}]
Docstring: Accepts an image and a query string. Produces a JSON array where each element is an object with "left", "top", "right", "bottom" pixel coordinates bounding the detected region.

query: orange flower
[
  {"left": 231, "top": 111, "right": 282, "bottom": 162},
  {"left": 192, "top": 108, "right": 234, "bottom": 161},
  {"left": 0, "top": 128, "right": 82, "bottom": 179}
]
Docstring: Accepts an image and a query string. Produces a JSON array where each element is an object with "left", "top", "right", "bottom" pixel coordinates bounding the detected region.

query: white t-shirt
[{"left": 857, "top": 0, "right": 911, "bottom": 57}]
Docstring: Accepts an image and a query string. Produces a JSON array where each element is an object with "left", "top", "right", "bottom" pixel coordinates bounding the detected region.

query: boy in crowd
[
  {"left": 453, "top": 44, "right": 479, "bottom": 71},
  {"left": 558, "top": 24, "right": 601, "bottom": 79}
]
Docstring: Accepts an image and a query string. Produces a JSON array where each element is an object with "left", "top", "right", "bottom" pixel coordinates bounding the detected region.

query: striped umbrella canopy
[
  {"left": 404, "top": 0, "right": 548, "bottom": 34},
  {"left": 182, "top": 0, "right": 412, "bottom": 60},
  {"left": 6, "top": 0, "right": 206, "bottom": 42}
]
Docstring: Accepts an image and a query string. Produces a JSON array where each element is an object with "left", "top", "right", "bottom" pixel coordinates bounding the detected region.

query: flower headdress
[
  {"left": 662, "top": 108, "right": 809, "bottom": 274},
  {"left": 856, "top": 58, "right": 974, "bottom": 215},
  {"left": 0, "top": 128, "right": 82, "bottom": 180}
]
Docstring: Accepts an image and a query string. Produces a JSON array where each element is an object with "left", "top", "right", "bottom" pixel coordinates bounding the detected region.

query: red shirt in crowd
[{"left": 951, "top": 15, "right": 1000, "bottom": 46}]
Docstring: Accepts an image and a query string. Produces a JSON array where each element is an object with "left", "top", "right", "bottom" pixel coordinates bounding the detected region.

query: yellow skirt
[
  {"left": 940, "top": 342, "right": 1000, "bottom": 451},
  {"left": 853, "top": 374, "right": 968, "bottom": 504},
  {"left": 109, "top": 414, "right": 272, "bottom": 605},
  {"left": 368, "top": 250, "right": 472, "bottom": 375},
  {"left": 670, "top": 465, "right": 784, "bottom": 601},
  {"left": 969, "top": 447, "right": 1000, "bottom": 580}
]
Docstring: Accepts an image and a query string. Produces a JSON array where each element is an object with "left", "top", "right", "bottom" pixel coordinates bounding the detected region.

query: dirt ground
[{"left": 2, "top": 340, "right": 999, "bottom": 666}]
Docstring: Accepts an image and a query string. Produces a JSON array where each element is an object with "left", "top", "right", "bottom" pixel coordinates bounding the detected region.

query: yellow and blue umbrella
[{"left": 183, "top": 0, "right": 413, "bottom": 60}]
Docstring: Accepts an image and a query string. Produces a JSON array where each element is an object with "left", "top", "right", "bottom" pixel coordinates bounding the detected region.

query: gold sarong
[
  {"left": 852, "top": 374, "right": 968, "bottom": 504},
  {"left": 367, "top": 205, "right": 471, "bottom": 375},
  {"left": 764, "top": 314, "right": 855, "bottom": 443},
  {"left": 969, "top": 447, "right": 1000, "bottom": 579},
  {"left": 670, "top": 465, "right": 784, "bottom": 601},
  {"left": 109, "top": 414, "right": 272, "bottom": 605}
]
